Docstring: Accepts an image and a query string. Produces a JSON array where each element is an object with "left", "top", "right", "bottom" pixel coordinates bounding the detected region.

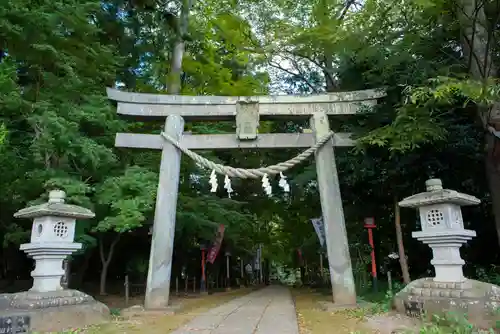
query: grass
[
  {"left": 293, "top": 287, "right": 500, "bottom": 334},
  {"left": 57, "top": 288, "right": 253, "bottom": 334},
  {"left": 293, "top": 288, "right": 376, "bottom": 334},
  {"left": 411, "top": 313, "right": 498, "bottom": 334}
]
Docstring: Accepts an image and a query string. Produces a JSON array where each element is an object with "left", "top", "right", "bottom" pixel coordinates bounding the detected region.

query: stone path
[{"left": 171, "top": 285, "right": 299, "bottom": 334}]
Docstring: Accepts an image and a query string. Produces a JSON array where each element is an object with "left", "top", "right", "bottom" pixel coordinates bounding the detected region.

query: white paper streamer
[
  {"left": 278, "top": 172, "right": 290, "bottom": 193},
  {"left": 262, "top": 174, "right": 272, "bottom": 196},
  {"left": 209, "top": 169, "right": 218, "bottom": 192},
  {"left": 224, "top": 175, "right": 233, "bottom": 198}
]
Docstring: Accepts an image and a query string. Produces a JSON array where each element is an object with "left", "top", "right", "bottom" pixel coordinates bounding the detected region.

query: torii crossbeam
[{"left": 107, "top": 87, "right": 385, "bottom": 309}]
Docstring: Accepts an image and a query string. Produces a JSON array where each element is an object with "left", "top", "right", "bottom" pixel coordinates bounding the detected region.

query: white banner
[
  {"left": 311, "top": 217, "right": 326, "bottom": 248},
  {"left": 254, "top": 245, "right": 262, "bottom": 270}
]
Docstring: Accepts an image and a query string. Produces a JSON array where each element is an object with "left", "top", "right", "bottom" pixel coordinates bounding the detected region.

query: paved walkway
[{"left": 171, "top": 285, "right": 299, "bottom": 334}]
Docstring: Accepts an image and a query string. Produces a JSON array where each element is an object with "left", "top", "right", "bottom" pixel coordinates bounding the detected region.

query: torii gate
[{"left": 106, "top": 88, "right": 385, "bottom": 309}]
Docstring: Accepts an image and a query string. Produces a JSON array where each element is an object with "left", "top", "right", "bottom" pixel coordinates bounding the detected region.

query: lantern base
[
  {"left": 412, "top": 231, "right": 476, "bottom": 283},
  {"left": 393, "top": 278, "right": 500, "bottom": 328},
  {"left": 0, "top": 289, "right": 109, "bottom": 333},
  {"left": 20, "top": 242, "right": 82, "bottom": 292}
]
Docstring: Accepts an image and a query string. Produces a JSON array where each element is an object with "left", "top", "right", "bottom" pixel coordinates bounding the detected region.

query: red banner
[
  {"left": 297, "top": 248, "right": 303, "bottom": 265},
  {"left": 207, "top": 224, "right": 225, "bottom": 264}
]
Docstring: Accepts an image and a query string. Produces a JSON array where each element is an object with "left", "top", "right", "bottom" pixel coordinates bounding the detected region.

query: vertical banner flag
[
  {"left": 207, "top": 224, "right": 225, "bottom": 264},
  {"left": 311, "top": 217, "right": 326, "bottom": 248},
  {"left": 254, "top": 244, "right": 262, "bottom": 270},
  {"left": 297, "top": 248, "right": 304, "bottom": 266}
]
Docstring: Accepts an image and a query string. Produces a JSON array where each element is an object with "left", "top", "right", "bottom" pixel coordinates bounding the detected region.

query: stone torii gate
[{"left": 106, "top": 88, "right": 385, "bottom": 309}]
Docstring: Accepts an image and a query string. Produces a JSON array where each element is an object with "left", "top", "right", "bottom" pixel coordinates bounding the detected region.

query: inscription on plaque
[
  {"left": 404, "top": 300, "right": 423, "bottom": 318},
  {"left": 0, "top": 315, "right": 30, "bottom": 333},
  {"left": 236, "top": 102, "right": 259, "bottom": 140},
  {"left": 61, "top": 259, "right": 69, "bottom": 289}
]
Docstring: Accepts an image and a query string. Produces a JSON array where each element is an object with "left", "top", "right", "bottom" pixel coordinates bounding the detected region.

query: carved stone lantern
[
  {"left": 1, "top": 189, "right": 110, "bottom": 333},
  {"left": 393, "top": 179, "right": 500, "bottom": 327},
  {"left": 398, "top": 178, "right": 478, "bottom": 283},
  {"left": 14, "top": 189, "right": 95, "bottom": 292}
]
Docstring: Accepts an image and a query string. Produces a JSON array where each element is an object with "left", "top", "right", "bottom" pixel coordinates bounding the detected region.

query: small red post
[
  {"left": 200, "top": 245, "right": 207, "bottom": 293},
  {"left": 364, "top": 217, "right": 378, "bottom": 292},
  {"left": 202, "top": 249, "right": 206, "bottom": 281}
]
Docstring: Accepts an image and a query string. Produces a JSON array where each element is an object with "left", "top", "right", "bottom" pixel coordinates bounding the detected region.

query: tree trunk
[
  {"left": 299, "top": 266, "right": 305, "bottom": 285},
  {"left": 323, "top": 54, "right": 336, "bottom": 92},
  {"left": 98, "top": 234, "right": 120, "bottom": 296},
  {"left": 456, "top": 0, "right": 500, "bottom": 245},
  {"left": 166, "top": 0, "right": 195, "bottom": 94},
  {"left": 486, "top": 135, "right": 500, "bottom": 243},
  {"left": 394, "top": 197, "right": 411, "bottom": 284},
  {"left": 167, "top": 41, "right": 185, "bottom": 94},
  {"left": 73, "top": 248, "right": 93, "bottom": 288},
  {"left": 100, "top": 264, "right": 109, "bottom": 296}
]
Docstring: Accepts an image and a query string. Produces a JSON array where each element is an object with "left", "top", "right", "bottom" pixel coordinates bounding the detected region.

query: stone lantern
[
  {"left": 398, "top": 178, "right": 479, "bottom": 283},
  {"left": 393, "top": 179, "right": 500, "bottom": 328},
  {"left": 14, "top": 189, "right": 94, "bottom": 292},
  {"left": 0, "top": 189, "right": 110, "bottom": 333}
]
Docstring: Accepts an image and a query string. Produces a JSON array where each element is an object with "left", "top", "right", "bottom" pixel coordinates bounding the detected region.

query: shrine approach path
[{"left": 171, "top": 285, "right": 299, "bottom": 334}]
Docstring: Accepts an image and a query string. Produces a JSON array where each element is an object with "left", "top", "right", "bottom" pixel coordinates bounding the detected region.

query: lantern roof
[
  {"left": 399, "top": 179, "right": 480, "bottom": 208},
  {"left": 14, "top": 190, "right": 95, "bottom": 219}
]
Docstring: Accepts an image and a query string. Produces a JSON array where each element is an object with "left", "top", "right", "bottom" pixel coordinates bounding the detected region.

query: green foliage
[
  {"left": 2, "top": 224, "right": 30, "bottom": 248},
  {"left": 409, "top": 77, "right": 500, "bottom": 107},
  {"left": 416, "top": 313, "right": 496, "bottom": 334},
  {"left": 126, "top": 256, "right": 149, "bottom": 278},
  {"left": 0, "top": 58, "right": 20, "bottom": 150},
  {"left": 475, "top": 265, "right": 500, "bottom": 286},
  {"left": 0, "top": 123, "right": 6, "bottom": 147},
  {"left": 94, "top": 166, "right": 158, "bottom": 233},
  {"left": 359, "top": 76, "right": 500, "bottom": 152},
  {"left": 357, "top": 103, "right": 448, "bottom": 152}
]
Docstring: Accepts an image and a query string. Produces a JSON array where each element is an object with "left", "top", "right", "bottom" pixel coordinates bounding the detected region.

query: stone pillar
[
  {"left": 310, "top": 112, "right": 356, "bottom": 305},
  {"left": 145, "top": 115, "right": 185, "bottom": 309}
]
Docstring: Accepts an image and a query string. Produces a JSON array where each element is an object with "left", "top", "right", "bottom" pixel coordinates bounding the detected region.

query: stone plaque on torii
[{"left": 106, "top": 87, "right": 385, "bottom": 309}]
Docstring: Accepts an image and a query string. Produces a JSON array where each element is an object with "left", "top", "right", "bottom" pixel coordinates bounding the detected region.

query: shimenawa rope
[{"left": 160, "top": 131, "right": 334, "bottom": 179}]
